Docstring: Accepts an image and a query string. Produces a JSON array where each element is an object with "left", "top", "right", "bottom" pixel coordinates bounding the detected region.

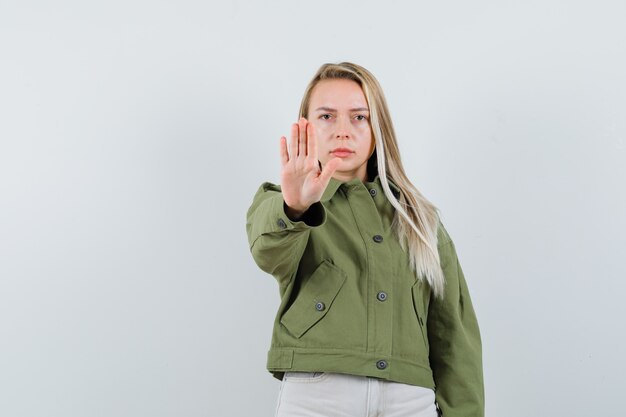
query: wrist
[{"left": 284, "top": 202, "right": 308, "bottom": 221}]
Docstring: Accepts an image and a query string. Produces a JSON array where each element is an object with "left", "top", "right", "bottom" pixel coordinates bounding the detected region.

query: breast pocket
[{"left": 280, "top": 260, "right": 347, "bottom": 339}]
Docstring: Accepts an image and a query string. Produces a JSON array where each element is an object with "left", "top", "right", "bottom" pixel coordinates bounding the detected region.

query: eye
[
  {"left": 354, "top": 114, "right": 368, "bottom": 121},
  {"left": 320, "top": 114, "right": 332, "bottom": 120}
]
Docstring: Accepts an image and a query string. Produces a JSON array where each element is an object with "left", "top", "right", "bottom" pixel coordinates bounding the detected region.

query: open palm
[{"left": 280, "top": 118, "right": 342, "bottom": 218}]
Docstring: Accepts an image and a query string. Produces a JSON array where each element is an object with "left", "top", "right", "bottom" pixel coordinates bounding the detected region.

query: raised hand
[{"left": 279, "top": 118, "right": 342, "bottom": 220}]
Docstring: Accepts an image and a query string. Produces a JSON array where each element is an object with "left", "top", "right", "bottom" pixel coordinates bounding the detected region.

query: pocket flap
[
  {"left": 411, "top": 281, "right": 429, "bottom": 350},
  {"left": 280, "top": 260, "right": 347, "bottom": 338}
]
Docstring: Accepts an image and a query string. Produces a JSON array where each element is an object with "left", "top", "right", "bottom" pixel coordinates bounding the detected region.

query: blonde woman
[{"left": 246, "top": 62, "right": 484, "bottom": 417}]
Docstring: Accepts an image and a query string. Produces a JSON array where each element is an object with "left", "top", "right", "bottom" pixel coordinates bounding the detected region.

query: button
[
  {"left": 277, "top": 218, "right": 287, "bottom": 229},
  {"left": 315, "top": 302, "right": 325, "bottom": 311},
  {"left": 373, "top": 235, "right": 383, "bottom": 243},
  {"left": 376, "top": 360, "right": 387, "bottom": 370},
  {"left": 369, "top": 188, "right": 377, "bottom": 197},
  {"left": 377, "top": 291, "right": 387, "bottom": 302}
]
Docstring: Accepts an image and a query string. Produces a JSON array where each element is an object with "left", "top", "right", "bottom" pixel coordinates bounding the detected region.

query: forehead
[{"left": 309, "top": 78, "right": 368, "bottom": 109}]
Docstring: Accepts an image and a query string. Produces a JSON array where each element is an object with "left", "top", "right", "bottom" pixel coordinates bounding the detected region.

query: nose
[{"left": 335, "top": 115, "right": 351, "bottom": 139}]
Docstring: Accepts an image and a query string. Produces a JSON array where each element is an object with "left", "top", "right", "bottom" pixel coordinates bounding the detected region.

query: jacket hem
[{"left": 267, "top": 347, "right": 435, "bottom": 389}]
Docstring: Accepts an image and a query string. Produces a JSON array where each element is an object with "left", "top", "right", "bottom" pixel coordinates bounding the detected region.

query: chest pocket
[
  {"left": 411, "top": 280, "right": 430, "bottom": 353},
  {"left": 280, "top": 260, "right": 347, "bottom": 339}
]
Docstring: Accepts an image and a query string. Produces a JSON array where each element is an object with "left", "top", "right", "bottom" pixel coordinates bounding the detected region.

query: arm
[
  {"left": 427, "top": 230, "right": 484, "bottom": 417},
  {"left": 246, "top": 118, "right": 341, "bottom": 287},
  {"left": 245, "top": 182, "right": 326, "bottom": 286}
]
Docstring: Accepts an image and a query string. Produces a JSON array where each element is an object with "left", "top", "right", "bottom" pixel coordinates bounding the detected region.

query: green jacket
[{"left": 246, "top": 174, "right": 484, "bottom": 417}]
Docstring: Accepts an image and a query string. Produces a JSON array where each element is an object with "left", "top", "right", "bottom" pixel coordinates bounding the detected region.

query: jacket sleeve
[
  {"left": 427, "top": 226, "right": 484, "bottom": 417},
  {"left": 245, "top": 182, "right": 326, "bottom": 287}
]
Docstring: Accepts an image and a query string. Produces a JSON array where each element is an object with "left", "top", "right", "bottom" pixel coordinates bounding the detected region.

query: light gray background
[{"left": 1, "top": 1, "right": 624, "bottom": 416}]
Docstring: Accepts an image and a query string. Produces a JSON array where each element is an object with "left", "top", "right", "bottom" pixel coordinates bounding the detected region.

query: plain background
[{"left": 1, "top": 1, "right": 625, "bottom": 416}]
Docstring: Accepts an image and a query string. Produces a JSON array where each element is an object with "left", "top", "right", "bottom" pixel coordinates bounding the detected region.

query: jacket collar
[{"left": 321, "top": 174, "right": 401, "bottom": 202}]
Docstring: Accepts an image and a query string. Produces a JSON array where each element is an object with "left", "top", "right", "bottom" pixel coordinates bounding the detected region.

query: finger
[
  {"left": 289, "top": 123, "right": 298, "bottom": 161},
  {"left": 319, "top": 157, "right": 342, "bottom": 184},
  {"left": 307, "top": 122, "right": 317, "bottom": 163},
  {"left": 298, "top": 117, "right": 307, "bottom": 157},
  {"left": 279, "top": 136, "right": 289, "bottom": 166}
]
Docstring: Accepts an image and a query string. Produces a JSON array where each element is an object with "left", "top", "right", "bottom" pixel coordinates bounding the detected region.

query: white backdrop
[{"left": 1, "top": 1, "right": 625, "bottom": 416}]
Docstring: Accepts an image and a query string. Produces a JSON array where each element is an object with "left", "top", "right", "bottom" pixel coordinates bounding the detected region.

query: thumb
[{"left": 319, "top": 157, "right": 342, "bottom": 184}]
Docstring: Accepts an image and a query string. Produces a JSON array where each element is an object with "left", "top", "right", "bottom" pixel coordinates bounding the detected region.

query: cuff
[{"left": 269, "top": 195, "right": 327, "bottom": 232}]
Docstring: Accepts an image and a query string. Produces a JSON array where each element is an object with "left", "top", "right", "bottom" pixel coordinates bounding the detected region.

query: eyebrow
[{"left": 314, "top": 106, "right": 370, "bottom": 112}]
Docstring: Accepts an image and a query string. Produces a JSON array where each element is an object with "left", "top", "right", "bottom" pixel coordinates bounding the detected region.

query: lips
[{"left": 331, "top": 148, "right": 354, "bottom": 157}]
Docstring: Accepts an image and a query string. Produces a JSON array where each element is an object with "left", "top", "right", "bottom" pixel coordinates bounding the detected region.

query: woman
[{"left": 246, "top": 62, "right": 484, "bottom": 417}]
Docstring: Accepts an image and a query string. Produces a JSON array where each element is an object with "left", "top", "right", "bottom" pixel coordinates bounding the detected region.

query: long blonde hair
[{"left": 299, "top": 62, "right": 445, "bottom": 297}]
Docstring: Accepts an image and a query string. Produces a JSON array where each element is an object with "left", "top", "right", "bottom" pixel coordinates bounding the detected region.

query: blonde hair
[{"left": 299, "top": 62, "right": 445, "bottom": 297}]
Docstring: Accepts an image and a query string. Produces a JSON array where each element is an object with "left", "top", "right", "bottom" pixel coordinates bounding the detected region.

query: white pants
[{"left": 275, "top": 372, "right": 438, "bottom": 417}]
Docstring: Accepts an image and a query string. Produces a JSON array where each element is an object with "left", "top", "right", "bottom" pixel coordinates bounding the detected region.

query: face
[{"left": 307, "top": 78, "right": 375, "bottom": 182}]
